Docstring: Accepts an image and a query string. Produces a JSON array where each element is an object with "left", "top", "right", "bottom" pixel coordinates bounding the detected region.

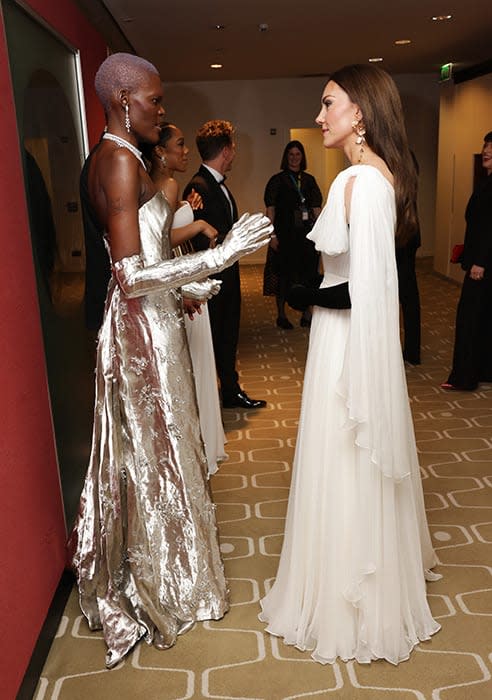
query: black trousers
[
  {"left": 208, "top": 261, "right": 241, "bottom": 398},
  {"left": 396, "top": 246, "right": 421, "bottom": 364},
  {"left": 448, "top": 272, "right": 492, "bottom": 389}
]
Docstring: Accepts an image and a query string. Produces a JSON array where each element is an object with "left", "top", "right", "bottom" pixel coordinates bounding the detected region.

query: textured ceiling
[{"left": 77, "top": 0, "right": 492, "bottom": 82}]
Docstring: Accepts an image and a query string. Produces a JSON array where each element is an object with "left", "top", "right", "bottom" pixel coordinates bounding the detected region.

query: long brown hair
[{"left": 330, "top": 64, "right": 418, "bottom": 244}]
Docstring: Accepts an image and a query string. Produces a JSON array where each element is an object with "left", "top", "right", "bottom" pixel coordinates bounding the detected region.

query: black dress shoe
[
  {"left": 222, "top": 391, "right": 267, "bottom": 409},
  {"left": 276, "top": 316, "right": 294, "bottom": 330}
]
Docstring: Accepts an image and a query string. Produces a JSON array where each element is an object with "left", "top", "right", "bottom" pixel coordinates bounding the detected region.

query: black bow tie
[{"left": 220, "top": 176, "right": 227, "bottom": 183}]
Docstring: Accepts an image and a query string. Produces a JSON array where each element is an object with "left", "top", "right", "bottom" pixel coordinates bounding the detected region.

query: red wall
[{"left": 0, "top": 2, "right": 106, "bottom": 697}]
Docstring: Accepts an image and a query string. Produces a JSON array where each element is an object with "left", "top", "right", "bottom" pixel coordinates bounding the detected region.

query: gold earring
[{"left": 352, "top": 120, "right": 366, "bottom": 162}]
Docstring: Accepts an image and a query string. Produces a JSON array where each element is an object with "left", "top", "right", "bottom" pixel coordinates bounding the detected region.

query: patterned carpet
[{"left": 34, "top": 261, "right": 492, "bottom": 700}]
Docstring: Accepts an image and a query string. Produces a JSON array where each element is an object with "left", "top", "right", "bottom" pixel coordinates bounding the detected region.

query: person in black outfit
[
  {"left": 442, "top": 131, "right": 492, "bottom": 391},
  {"left": 395, "top": 151, "right": 422, "bottom": 365},
  {"left": 263, "top": 141, "right": 322, "bottom": 329},
  {"left": 183, "top": 120, "right": 266, "bottom": 409},
  {"left": 396, "top": 233, "right": 421, "bottom": 364}
]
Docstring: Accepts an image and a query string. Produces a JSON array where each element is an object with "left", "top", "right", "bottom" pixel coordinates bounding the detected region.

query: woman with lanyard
[{"left": 263, "top": 140, "right": 322, "bottom": 328}]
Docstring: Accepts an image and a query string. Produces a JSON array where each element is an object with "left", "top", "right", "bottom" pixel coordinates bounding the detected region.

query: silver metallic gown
[{"left": 70, "top": 192, "right": 229, "bottom": 668}]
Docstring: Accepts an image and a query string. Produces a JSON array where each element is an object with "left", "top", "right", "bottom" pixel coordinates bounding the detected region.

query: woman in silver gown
[{"left": 69, "top": 53, "right": 272, "bottom": 668}]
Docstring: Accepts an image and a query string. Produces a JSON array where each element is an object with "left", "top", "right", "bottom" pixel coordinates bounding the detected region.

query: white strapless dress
[{"left": 172, "top": 202, "right": 227, "bottom": 475}]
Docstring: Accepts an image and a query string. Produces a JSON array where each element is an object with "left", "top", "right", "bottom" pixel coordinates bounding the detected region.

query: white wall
[
  {"left": 163, "top": 74, "right": 440, "bottom": 263},
  {"left": 435, "top": 73, "right": 492, "bottom": 280}
]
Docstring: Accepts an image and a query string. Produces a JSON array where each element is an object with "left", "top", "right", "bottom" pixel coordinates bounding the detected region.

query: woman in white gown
[
  {"left": 173, "top": 202, "right": 227, "bottom": 475},
  {"left": 145, "top": 124, "right": 227, "bottom": 475},
  {"left": 259, "top": 64, "right": 441, "bottom": 665}
]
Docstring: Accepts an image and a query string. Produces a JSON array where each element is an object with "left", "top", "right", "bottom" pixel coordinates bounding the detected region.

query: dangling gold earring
[{"left": 352, "top": 119, "right": 366, "bottom": 163}]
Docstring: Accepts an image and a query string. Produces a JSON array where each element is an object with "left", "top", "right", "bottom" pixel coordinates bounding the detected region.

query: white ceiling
[{"left": 78, "top": 0, "right": 492, "bottom": 82}]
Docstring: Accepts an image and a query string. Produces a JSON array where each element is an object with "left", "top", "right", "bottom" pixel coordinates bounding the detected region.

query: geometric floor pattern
[{"left": 35, "top": 261, "right": 492, "bottom": 699}]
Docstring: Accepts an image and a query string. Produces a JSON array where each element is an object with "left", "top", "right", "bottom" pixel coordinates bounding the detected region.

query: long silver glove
[
  {"left": 114, "top": 213, "right": 272, "bottom": 299},
  {"left": 181, "top": 278, "right": 222, "bottom": 302},
  {"left": 218, "top": 212, "right": 273, "bottom": 265}
]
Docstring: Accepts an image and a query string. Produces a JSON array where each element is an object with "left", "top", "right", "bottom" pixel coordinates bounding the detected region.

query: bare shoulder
[
  {"left": 96, "top": 144, "right": 141, "bottom": 196},
  {"left": 90, "top": 143, "right": 154, "bottom": 224},
  {"left": 162, "top": 177, "right": 179, "bottom": 210}
]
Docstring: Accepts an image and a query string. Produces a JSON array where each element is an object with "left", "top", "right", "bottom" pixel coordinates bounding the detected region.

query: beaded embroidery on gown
[
  {"left": 70, "top": 191, "right": 229, "bottom": 668},
  {"left": 259, "top": 165, "right": 440, "bottom": 665},
  {"left": 172, "top": 201, "right": 227, "bottom": 475}
]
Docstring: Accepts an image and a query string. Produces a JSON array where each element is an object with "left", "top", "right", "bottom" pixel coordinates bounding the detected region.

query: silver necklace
[{"left": 102, "top": 132, "right": 147, "bottom": 170}]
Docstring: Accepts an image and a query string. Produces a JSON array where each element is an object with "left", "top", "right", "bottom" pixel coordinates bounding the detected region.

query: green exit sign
[{"left": 439, "top": 63, "right": 453, "bottom": 82}]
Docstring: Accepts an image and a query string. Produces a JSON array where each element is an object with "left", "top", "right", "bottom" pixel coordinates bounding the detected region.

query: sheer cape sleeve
[
  {"left": 307, "top": 172, "right": 349, "bottom": 255},
  {"left": 311, "top": 165, "right": 415, "bottom": 482}
]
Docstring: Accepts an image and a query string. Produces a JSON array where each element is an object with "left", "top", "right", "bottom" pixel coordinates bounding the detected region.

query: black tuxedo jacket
[{"left": 183, "top": 164, "right": 238, "bottom": 249}]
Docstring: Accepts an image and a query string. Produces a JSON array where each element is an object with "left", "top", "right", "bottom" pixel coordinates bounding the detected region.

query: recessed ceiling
[{"left": 78, "top": 0, "right": 492, "bottom": 81}]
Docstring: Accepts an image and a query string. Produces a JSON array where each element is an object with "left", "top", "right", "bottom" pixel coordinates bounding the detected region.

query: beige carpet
[{"left": 35, "top": 261, "right": 492, "bottom": 700}]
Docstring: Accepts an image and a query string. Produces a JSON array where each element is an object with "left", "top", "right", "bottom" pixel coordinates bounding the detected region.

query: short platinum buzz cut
[{"left": 95, "top": 52, "right": 159, "bottom": 111}]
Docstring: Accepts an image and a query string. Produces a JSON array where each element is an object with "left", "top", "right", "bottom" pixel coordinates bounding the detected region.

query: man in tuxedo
[{"left": 183, "top": 120, "right": 266, "bottom": 409}]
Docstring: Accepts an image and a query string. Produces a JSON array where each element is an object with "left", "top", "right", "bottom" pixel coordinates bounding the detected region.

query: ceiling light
[
  {"left": 214, "top": 24, "right": 225, "bottom": 30},
  {"left": 210, "top": 63, "right": 223, "bottom": 69},
  {"left": 394, "top": 39, "right": 411, "bottom": 45},
  {"left": 368, "top": 57, "right": 383, "bottom": 63},
  {"left": 432, "top": 15, "right": 452, "bottom": 21}
]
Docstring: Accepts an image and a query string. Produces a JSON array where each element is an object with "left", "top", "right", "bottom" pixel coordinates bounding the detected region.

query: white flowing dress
[
  {"left": 172, "top": 202, "right": 227, "bottom": 475},
  {"left": 259, "top": 165, "right": 440, "bottom": 665}
]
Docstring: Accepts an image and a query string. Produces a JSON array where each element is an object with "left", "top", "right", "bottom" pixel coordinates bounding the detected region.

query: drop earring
[
  {"left": 352, "top": 119, "right": 366, "bottom": 163},
  {"left": 124, "top": 103, "right": 131, "bottom": 133},
  {"left": 160, "top": 155, "right": 167, "bottom": 166}
]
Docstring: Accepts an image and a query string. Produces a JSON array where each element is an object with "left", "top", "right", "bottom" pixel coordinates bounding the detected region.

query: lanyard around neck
[{"left": 288, "top": 171, "right": 306, "bottom": 205}]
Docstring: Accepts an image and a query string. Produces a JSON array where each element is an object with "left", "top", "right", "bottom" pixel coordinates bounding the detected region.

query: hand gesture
[
  {"left": 196, "top": 221, "right": 219, "bottom": 248},
  {"left": 469, "top": 264, "right": 485, "bottom": 281},
  {"left": 186, "top": 188, "right": 203, "bottom": 211},
  {"left": 221, "top": 213, "right": 273, "bottom": 261},
  {"left": 183, "top": 297, "right": 203, "bottom": 320},
  {"left": 181, "top": 278, "right": 222, "bottom": 302}
]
